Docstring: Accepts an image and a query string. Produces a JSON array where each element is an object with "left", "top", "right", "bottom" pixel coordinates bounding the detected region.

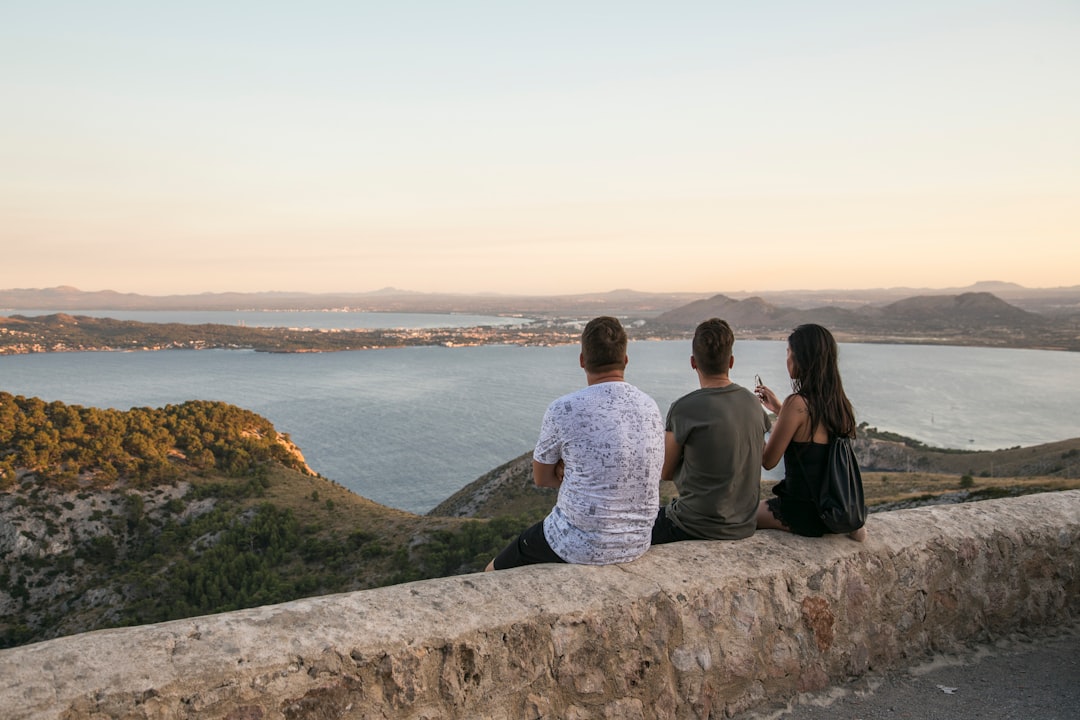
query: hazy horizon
[
  {"left": 3, "top": 278, "right": 1075, "bottom": 300},
  {"left": 5, "top": 2, "right": 1078, "bottom": 296}
]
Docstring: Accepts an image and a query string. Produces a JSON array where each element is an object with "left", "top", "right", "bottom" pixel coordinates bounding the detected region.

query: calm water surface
[
  {"left": 1, "top": 341, "right": 1078, "bottom": 513},
  {"left": 5, "top": 309, "right": 528, "bottom": 330}
]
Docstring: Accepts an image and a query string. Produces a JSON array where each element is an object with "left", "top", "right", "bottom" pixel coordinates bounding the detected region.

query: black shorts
[
  {"left": 766, "top": 496, "right": 827, "bottom": 537},
  {"left": 492, "top": 520, "right": 567, "bottom": 570},
  {"left": 650, "top": 505, "right": 697, "bottom": 545}
]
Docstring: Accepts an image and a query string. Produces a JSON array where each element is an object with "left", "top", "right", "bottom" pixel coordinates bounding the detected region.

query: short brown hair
[
  {"left": 581, "top": 316, "right": 628, "bottom": 372},
  {"left": 692, "top": 318, "right": 734, "bottom": 376}
]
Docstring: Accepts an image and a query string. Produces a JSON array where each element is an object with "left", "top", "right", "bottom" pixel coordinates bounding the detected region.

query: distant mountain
[
  {"left": 650, "top": 295, "right": 788, "bottom": 328},
  {"left": 650, "top": 293, "right": 854, "bottom": 331},
  {"left": 0, "top": 287, "right": 328, "bottom": 311},
  {"left": 0, "top": 286, "right": 709, "bottom": 316},
  {"left": 367, "top": 286, "right": 422, "bottom": 296},
  {"left": 6, "top": 282, "right": 1079, "bottom": 316},
  {"left": 724, "top": 281, "right": 1080, "bottom": 314},
  {"left": 965, "top": 280, "right": 1029, "bottom": 294},
  {"left": 871, "top": 292, "right": 1045, "bottom": 329},
  {"left": 653, "top": 291, "right": 1044, "bottom": 330},
  {"left": 648, "top": 291, "right": 1078, "bottom": 350}
]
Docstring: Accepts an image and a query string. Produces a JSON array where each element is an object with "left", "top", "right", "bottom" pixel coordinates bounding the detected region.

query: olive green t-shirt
[{"left": 664, "top": 384, "right": 772, "bottom": 540}]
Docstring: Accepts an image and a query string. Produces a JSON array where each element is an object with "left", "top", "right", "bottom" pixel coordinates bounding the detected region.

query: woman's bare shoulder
[{"left": 782, "top": 393, "right": 807, "bottom": 411}]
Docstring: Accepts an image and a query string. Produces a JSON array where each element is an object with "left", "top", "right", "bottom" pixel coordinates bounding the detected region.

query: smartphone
[{"left": 754, "top": 374, "right": 763, "bottom": 387}]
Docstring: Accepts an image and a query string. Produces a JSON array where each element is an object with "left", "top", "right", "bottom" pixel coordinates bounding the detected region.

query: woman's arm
[{"left": 762, "top": 394, "right": 808, "bottom": 470}]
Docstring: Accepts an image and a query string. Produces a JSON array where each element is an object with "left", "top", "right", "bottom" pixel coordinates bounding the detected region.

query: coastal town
[{"left": 0, "top": 314, "right": 680, "bottom": 356}]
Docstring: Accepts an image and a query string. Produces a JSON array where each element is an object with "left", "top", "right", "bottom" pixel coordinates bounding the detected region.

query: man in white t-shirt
[{"left": 486, "top": 316, "right": 664, "bottom": 570}]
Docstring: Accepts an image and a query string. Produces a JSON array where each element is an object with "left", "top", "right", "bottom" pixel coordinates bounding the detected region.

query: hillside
[
  {"left": 0, "top": 394, "right": 530, "bottom": 649},
  {"left": 428, "top": 453, "right": 552, "bottom": 519},
  {"left": 430, "top": 430, "right": 1080, "bottom": 522}
]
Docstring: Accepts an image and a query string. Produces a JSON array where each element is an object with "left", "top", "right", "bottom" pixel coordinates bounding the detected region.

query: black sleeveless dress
[{"left": 765, "top": 440, "right": 830, "bottom": 537}]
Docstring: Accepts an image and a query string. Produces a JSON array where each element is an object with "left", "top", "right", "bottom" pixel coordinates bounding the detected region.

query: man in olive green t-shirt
[{"left": 651, "top": 318, "right": 772, "bottom": 543}]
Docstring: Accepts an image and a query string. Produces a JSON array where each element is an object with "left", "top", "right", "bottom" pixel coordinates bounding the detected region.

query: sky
[{"left": 3, "top": 1, "right": 1079, "bottom": 296}]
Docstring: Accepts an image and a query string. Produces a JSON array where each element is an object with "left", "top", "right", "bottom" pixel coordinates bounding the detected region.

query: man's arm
[
  {"left": 660, "top": 431, "right": 682, "bottom": 483},
  {"left": 533, "top": 459, "right": 564, "bottom": 489}
]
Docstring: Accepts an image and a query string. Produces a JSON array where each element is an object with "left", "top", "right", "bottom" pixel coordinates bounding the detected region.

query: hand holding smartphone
[{"left": 753, "top": 374, "right": 769, "bottom": 405}]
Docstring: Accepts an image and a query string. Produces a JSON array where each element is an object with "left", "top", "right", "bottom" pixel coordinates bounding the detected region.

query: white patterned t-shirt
[{"left": 536, "top": 381, "right": 664, "bottom": 565}]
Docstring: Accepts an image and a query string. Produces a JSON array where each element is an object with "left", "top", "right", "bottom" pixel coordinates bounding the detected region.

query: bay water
[
  {"left": 5, "top": 309, "right": 528, "bottom": 330},
  {"left": 2, "top": 338, "right": 1078, "bottom": 514}
]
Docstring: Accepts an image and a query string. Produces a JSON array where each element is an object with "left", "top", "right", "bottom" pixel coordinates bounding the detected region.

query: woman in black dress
[{"left": 754, "top": 323, "right": 867, "bottom": 541}]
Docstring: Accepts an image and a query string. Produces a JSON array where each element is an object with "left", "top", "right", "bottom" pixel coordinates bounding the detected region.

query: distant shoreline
[
  {"left": 4, "top": 284, "right": 1079, "bottom": 353},
  {"left": 1, "top": 313, "right": 1077, "bottom": 355}
]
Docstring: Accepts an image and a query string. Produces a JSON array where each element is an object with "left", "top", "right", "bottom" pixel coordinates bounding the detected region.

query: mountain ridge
[
  {"left": 4, "top": 282, "right": 1079, "bottom": 315},
  {"left": 647, "top": 291, "right": 1077, "bottom": 350}
]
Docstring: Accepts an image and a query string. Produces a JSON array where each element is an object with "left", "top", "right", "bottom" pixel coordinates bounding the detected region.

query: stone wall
[{"left": 2, "top": 490, "right": 1078, "bottom": 720}]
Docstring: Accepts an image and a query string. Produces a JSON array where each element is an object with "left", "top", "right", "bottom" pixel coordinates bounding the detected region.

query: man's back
[
  {"left": 537, "top": 381, "right": 663, "bottom": 564},
  {"left": 486, "top": 315, "right": 662, "bottom": 573},
  {"left": 664, "top": 383, "right": 770, "bottom": 540}
]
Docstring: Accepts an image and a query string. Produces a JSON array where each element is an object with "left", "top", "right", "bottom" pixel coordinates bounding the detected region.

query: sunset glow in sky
[{"left": 4, "top": 1, "right": 1079, "bottom": 296}]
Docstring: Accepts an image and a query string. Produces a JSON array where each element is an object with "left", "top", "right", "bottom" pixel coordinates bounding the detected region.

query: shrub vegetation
[{"left": 0, "top": 393, "right": 547, "bottom": 649}]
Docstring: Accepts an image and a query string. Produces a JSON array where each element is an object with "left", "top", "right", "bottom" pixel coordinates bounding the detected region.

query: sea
[
  {"left": 5, "top": 309, "right": 529, "bottom": 330},
  {"left": 2, "top": 310, "right": 1078, "bottom": 514}
]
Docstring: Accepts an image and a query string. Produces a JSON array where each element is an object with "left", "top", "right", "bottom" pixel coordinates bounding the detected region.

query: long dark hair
[{"left": 788, "top": 324, "right": 856, "bottom": 438}]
